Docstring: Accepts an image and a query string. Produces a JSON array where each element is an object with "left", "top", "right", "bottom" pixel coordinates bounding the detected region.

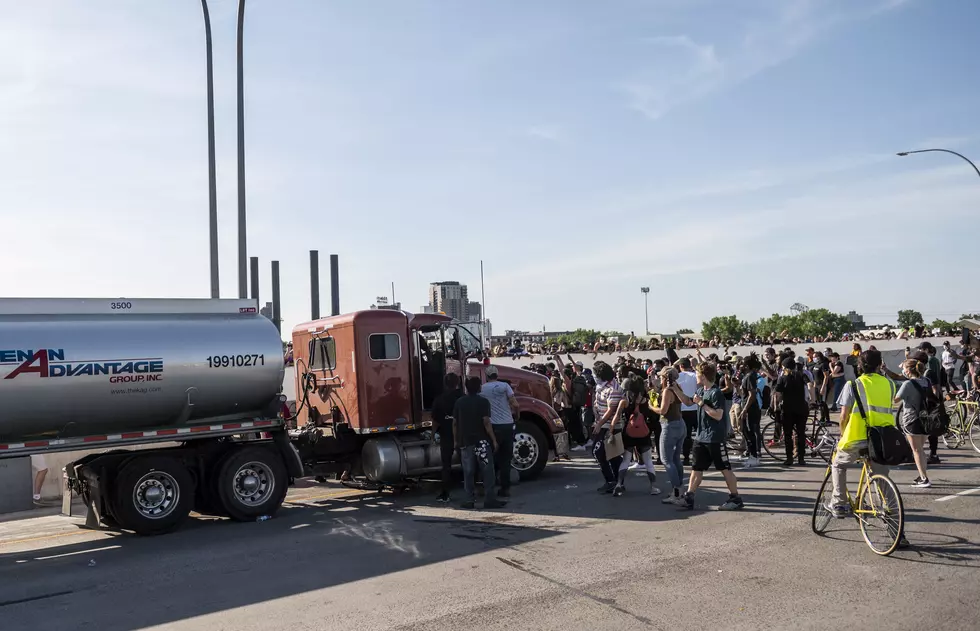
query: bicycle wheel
[
  {"left": 761, "top": 421, "right": 781, "bottom": 459},
  {"left": 811, "top": 469, "right": 835, "bottom": 535},
  {"left": 968, "top": 414, "right": 980, "bottom": 455},
  {"left": 857, "top": 474, "right": 904, "bottom": 556},
  {"left": 943, "top": 407, "right": 964, "bottom": 449},
  {"left": 810, "top": 426, "right": 836, "bottom": 464}
]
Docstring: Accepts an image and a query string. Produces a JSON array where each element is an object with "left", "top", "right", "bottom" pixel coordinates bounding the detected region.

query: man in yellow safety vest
[{"left": 830, "top": 349, "right": 903, "bottom": 527}]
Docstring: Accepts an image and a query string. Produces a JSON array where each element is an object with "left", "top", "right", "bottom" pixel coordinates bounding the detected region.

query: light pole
[
  {"left": 896, "top": 148, "right": 980, "bottom": 180},
  {"left": 236, "top": 0, "right": 248, "bottom": 299},
  {"left": 640, "top": 287, "right": 650, "bottom": 335},
  {"left": 201, "top": 0, "right": 219, "bottom": 298}
]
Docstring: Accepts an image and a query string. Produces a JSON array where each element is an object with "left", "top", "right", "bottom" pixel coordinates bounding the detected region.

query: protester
[
  {"left": 918, "top": 342, "right": 943, "bottom": 465},
  {"left": 591, "top": 362, "right": 625, "bottom": 493},
  {"left": 454, "top": 376, "right": 507, "bottom": 510},
  {"left": 480, "top": 365, "right": 519, "bottom": 497},
  {"left": 774, "top": 357, "right": 810, "bottom": 466},
  {"left": 676, "top": 357, "right": 699, "bottom": 466},
  {"left": 829, "top": 352, "right": 846, "bottom": 411},
  {"left": 672, "top": 362, "right": 744, "bottom": 510},
  {"left": 894, "top": 358, "right": 932, "bottom": 488},
  {"left": 614, "top": 375, "right": 660, "bottom": 497},
  {"left": 31, "top": 454, "right": 48, "bottom": 504},
  {"left": 651, "top": 366, "right": 686, "bottom": 504},
  {"left": 432, "top": 373, "right": 463, "bottom": 502},
  {"left": 830, "top": 350, "right": 906, "bottom": 550},
  {"left": 736, "top": 354, "right": 763, "bottom": 467}
]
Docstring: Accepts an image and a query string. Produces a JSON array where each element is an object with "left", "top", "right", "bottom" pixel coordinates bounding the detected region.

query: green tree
[
  {"left": 701, "top": 315, "right": 750, "bottom": 340},
  {"left": 960, "top": 313, "right": 980, "bottom": 320},
  {"left": 796, "top": 308, "right": 854, "bottom": 337},
  {"left": 550, "top": 329, "right": 601, "bottom": 345},
  {"left": 676, "top": 328, "right": 695, "bottom": 335},
  {"left": 897, "top": 310, "right": 924, "bottom": 329},
  {"left": 752, "top": 313, "right": 796, "bottom": 338}
]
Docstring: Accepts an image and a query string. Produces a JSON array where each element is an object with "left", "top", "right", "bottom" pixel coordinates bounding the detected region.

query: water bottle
[{"left": 256, "top": 515, "right": 272, "bottom": 522}]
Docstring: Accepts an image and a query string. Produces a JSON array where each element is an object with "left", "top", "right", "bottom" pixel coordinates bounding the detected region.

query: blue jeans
[
  {"left": 832, "top": 378, "right": 845, "bottom": 406},
  {"left": 659, "top": 420, "right": 686, "bottom": 490},
  {"left": 461, "top": 444, "right": 497, "bottom": 504}
]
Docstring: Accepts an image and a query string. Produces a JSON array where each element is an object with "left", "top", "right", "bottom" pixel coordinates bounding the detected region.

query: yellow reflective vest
[{"left": 839, "top": 373, "right": 896, "bottom": 448}]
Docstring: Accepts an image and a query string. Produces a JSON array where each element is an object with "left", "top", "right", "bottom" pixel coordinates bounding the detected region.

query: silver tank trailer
[{"left": 0, "top": 298, "right": 285, "bottom": 443}]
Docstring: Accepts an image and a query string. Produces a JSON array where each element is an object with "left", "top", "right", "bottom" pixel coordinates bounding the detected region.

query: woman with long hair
[
  {"left": 895, "top": 358, "right": 932, "bottom": 488},
  {"left": 651, "top": 366, "right": 686, "bottom": 504},
  {"left": 591, "top": 362, "right": 625, "bottom": 493}
]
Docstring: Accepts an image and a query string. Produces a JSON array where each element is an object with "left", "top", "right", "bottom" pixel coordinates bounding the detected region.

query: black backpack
[
  {"left": 570, "top": 375, "right": 589, "bottom": 407},
  {"left": 908, "top": 380, "right": 950, "bottom": 437}
]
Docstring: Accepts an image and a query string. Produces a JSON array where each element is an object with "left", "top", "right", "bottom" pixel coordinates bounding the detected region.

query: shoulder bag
[{"left": 852, "top": 379, "right": 911, "bottom": 466}]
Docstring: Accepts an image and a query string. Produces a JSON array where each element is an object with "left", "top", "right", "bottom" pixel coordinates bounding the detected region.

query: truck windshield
[{"left": 456, "top": 325, "right": 484, "bottom": 357}]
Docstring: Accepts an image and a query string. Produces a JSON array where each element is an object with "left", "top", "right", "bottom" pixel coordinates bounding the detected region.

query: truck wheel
[
  {"left": 215, "top": 446, "right": 288, "bottom": 521},
  {"left": 112, "top": 456, "right": 194, "bottom": 535},
  {"left": 513, "top": 420, "right": 548, "bottom": 481}
]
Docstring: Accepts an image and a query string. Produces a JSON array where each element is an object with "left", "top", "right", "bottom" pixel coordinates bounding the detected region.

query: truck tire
[
  {"left": 111, "top": 456, "right": 194, "bottom": 535},
  {"left": 513, "top": 420, "right": 548, "bottom": 481},
  {"left": 215, "top": 446, "right": 288, "bottom": 521}
]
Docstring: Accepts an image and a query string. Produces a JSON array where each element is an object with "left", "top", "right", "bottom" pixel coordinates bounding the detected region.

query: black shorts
[{"left": 692, "top": 441, "right": 731, "bottom": 472}]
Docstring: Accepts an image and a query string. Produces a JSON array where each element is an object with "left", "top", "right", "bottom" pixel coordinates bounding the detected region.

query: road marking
[
  {"left": 935, "top": 487, "right": 980, "bottom": 502},
  {"left": 34, "top": 544, "right": 120, "bottom": 560},
  {"left": 283, "top": 488, "right": 367, "bottom": 505},
  {"left": 0, "top": 530, "right": 112, "bottom": 548}
]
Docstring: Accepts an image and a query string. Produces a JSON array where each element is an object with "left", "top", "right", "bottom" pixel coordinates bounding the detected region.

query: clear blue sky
[{"left": 2, "top": 0, "right": 979, "bottom": 336}]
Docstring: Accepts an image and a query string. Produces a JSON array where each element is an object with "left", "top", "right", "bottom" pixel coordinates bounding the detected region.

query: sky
[{"left": 2, "top": 0, "right": 980, "bottom": 337}]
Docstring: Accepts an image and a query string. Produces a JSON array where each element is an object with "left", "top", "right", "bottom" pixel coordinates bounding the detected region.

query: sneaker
[
  {"left": 570, "top": 445, "right": 586, "bottom": 452},
  {"left": 911, "top": 477, "right": 932, "bottom": 488},
  {"left": 781, "top": 459, "right": 793, "bottom": 467},
  {"left": 583, "top": 440, "right": 594, "bottom": 450},
  {"left": 927, "top": 454, "right": 942, "bottom": 465},
  {"left": 719, "top": 496, "right": 744, "bottom": 511},
  {"left": 435, "top": 491, "right": 451, "bottom": 503},
  {"left": 797, "top": 460, "right": 806, "bottom": 467},
  {"left": 597, "top": 482, "right": 616, "bottom": 494},
  {"left": 678, "top": 492, "right": 695, "bottom": 510},
  {"left": 484, "top": 500, "right": 508, "bottom": 509},
  {"left": 898, "top": 537, "right": 912, "bottom": 549},
  {"left": 33, "top": 494, "right": 42, "bottom": 503},
  {"left": 460, "top": 501, "right": 475, "bottom": 509},
  {"left": 627, "top": 462, "right": 641, "bottom": 471},
  {"left": 662, "top": 489, "right": 680, "bottom": 504},
  {"left": 649, "top": 485, "right": 662, "bottom": 496},
  {"left": 742, "top": 456, "right": 760, "bottom": 469},
  {"left": 827, "top": 503, "right": 849, "bottom": 519},
  {"left": 612, "top": 485, "right": 625, "bottom": 497}
]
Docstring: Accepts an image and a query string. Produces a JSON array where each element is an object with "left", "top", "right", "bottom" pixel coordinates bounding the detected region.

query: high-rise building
[
  {"left": 428, "top": 281, "right": 469, "bottom": 321},
  {"left": 466, "top": 301, "right": 482, "bottom": 323}
]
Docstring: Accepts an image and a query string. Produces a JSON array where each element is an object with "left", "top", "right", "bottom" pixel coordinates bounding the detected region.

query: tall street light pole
[
  {"left": 236, "top": 0, "right": 248, "bottom": 299},
  {"left": 640, "top": 287, "right": 650, "bottom": 335},
  {"left": 896, "top": 148, "right": 980, "bottom": 180},
  {"left": 201, "top": 0, "right": 219, "bottom": 299}
]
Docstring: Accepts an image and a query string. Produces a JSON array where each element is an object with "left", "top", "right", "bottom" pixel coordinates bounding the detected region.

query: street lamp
[
  {"left": 896, "top": 148, "right": 980, "bottom": 180},
  {"left": 640, "top": 287, "right": 650, "bottom": 335},
  {"left": 200, "top": 0, "right": 219, "bottom": 299},
  {"left": 236, "top": 0, "right": 248, "bottom": 299}
]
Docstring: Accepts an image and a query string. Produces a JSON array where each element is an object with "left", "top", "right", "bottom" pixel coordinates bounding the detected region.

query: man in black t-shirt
[
  {"left": 774, "top": 357, "right": 811, "bottom": 466},
  {"left": 431, "top": 373, "right": 463, "bottom": 502},
  {"left": 453, "top": 376, "right": 507, "bottom": 510}
]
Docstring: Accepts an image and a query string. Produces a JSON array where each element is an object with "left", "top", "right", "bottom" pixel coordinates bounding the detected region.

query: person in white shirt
[
  {"left": 480, "top": 365, "right": 519, "bottom": 497},
  {"left": 675, "top": 357, "right": 699, "bottom": 467},
  {"left": 941, "top": 341, "right": 962, "bottom": 393}
]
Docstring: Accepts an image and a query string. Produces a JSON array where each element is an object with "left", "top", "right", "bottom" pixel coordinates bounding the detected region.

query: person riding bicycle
[{"left": 830, "top": 349, "right": 905, "bottom": 545}]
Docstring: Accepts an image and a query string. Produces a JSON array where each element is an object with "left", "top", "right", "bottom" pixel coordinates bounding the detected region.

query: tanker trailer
[{"left": 0, "top": 298, "right": 303, "bottom": 535}]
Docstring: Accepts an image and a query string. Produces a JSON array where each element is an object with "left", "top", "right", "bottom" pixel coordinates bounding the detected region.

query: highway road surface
[{"left": 2, "top": 447, "right": 980, "bottom": 631}]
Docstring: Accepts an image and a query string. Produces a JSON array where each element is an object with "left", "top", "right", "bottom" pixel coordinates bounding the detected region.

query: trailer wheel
[
  {"left": 513, "top": 420, "right": 548, "bottom": 481},
  {"left": 215, "top": 446, "right": 288, "bottom": 521},
  {"left": 112, "top": 457, "right": 194, "bottom": 535}
]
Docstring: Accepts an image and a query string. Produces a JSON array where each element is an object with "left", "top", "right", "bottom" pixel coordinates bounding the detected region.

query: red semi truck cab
[{"left": 290, "top": 310, "right": 568, "bottom": 482}]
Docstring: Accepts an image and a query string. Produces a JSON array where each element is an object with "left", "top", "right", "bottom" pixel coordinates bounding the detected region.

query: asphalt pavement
[{"left": 2, "top": 445, "right": 980, "bottom": 631}]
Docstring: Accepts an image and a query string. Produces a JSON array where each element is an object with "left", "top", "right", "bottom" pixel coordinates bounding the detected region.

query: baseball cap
[
  {"left": 485, "top": 365, "right": 498, "bottom": 378},
  {"left": 918, "top": 341, "right": 935, "bottom": 352},
  {"left": 909, "top": 350, "right": 929, "bottom": 363},
  {"left": 781, "top": 357, "right": 796, "bottom": 369},
  {"left": 575, "top": 361, "right": 584, "bottom": 368}
]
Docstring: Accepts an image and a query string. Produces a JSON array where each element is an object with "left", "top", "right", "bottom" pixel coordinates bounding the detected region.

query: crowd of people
[{"left": 489, "top": 326, "right": 956, "bottom": 360}]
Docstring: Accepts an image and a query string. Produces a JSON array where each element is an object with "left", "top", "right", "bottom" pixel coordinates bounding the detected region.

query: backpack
[
  {"left": 570, "top": 375, "right": 589, "bottom": 407},
  {"left": 851, "top": 380, "right": 912, "bottom": 466},
  {"left": 908, "top": 379, "right": 950, "bottom": 437},
  {"left": 625, "top": 403, "right": 650, "bottom": 438}
]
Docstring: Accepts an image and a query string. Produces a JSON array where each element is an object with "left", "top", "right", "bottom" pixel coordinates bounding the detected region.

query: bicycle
[
  {"left": 811, "top": 448, "right": 905, "bottom": 556},
  {"left": 942, "top": 391, "right": 980, "bottom": 454},
  {"left": 761, "top": 410, "right": 837, "bottom": 463}
]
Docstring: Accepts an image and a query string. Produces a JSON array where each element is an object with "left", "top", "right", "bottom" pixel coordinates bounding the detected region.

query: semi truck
[
  {"left": 0, "top": 299, "right": 567, "bottom": 536},
  {"left": 289, "top": 309, "right": 569, "bottom": 484}
]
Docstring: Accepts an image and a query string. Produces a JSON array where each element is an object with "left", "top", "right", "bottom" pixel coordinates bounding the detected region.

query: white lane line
[
  {"left": 935, "top": 487, "right": 980, "bottom": 502},
  {"left": 34, "top": 545, "right": 121, "bottom": 560}
]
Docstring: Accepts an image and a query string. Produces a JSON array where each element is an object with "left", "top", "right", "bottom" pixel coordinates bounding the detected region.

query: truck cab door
[{"left": 440, "top": 324, "right": 466, "bottom": 382}]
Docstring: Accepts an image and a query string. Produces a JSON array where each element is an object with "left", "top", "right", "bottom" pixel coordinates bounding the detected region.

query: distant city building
[
  {"left": 846, "top": 311, "right": 866, "bottom": 330},
  {"left": 466, "top": 301, "right": 482, "bottom": 323},
  {"left": 420, "top": 305, "right": 435, "bottom": 314},
  {"left": 372, "top": 297, "right": 402, "bottom": 311},
  {"left": 259, "top": 302, "right": 273, "bottom": 320},
  {"left": 428, "top": 281, "right": 469, "bottom": 321}
]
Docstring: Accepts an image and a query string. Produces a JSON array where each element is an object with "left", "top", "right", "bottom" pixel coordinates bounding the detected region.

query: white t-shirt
[
  {"left": 676, "top": 370, "right": 698, "bottom": 412},
  {"left": 942, "top": 350, "right": 956, "bottom": 370},
  {"left": 480, "top": 380, "right": 516, "bottom": 426}
]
